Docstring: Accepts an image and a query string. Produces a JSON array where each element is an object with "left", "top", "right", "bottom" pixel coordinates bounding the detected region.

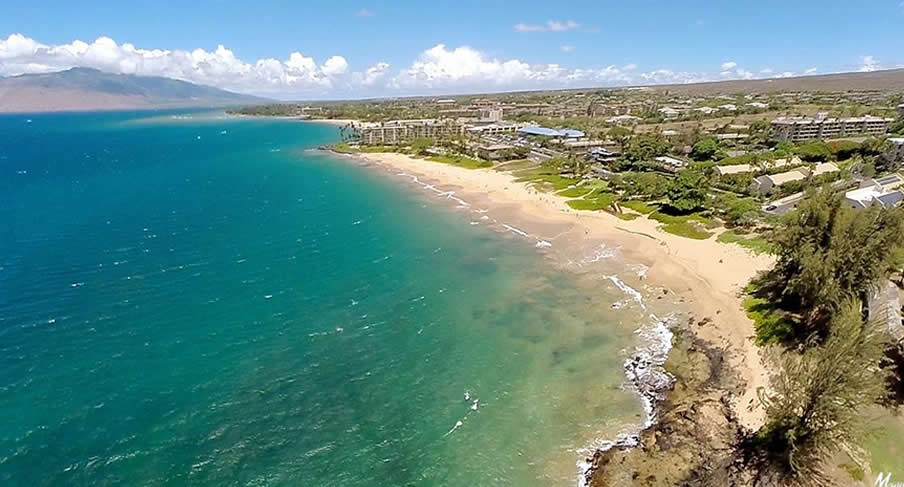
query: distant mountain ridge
[
  {"left": 0, "top": 67, "right": 267, "bottom": 113},
  {"left": 641, "top": 68, "right": 904, "bottom": 95}
]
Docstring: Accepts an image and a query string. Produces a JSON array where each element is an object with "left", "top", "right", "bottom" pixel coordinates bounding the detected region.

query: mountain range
[{"left": 0, "top": 68, "right": 267, "bottom": 113}]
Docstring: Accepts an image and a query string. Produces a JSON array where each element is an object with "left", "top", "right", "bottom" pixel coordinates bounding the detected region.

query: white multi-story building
[
  {"left": 771, "top": 115, "right": 893, "bottom": 142},
  {"left": 355, "top": 119, "right": 466, "bottom": 145}
]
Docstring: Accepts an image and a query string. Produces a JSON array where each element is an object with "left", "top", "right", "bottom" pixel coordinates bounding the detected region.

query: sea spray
[{"left": 575, "top": 274, "right": 678, "bottom": 487}]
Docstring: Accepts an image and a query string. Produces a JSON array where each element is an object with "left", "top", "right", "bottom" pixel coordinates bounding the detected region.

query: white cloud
[
  {"left": 0, "top": 33, "right": 352, "bottom": 96},
  {"left": 804, "top": 67, "right": 818, "bottom": 74},
  {"left": 321, "top": 55, "right": 349, "bottom": 76},
  {"left": 0, "top": 33, "right": 879, "bottom": 99},
  {"left": 390, "top": 44, "right": 635, "bottom": 94},
  {"left": 639, "top": 68, "right": 710, "bottom": 84},
  {"left": 361, "top": 61, "right": 390, "bottom": 86},
  {"left": 560, "top": 45, "right": 574, "bottom": 53},
  {"left": 355, "top": 9, "right": 375, "bottom": 17},
  {"left": 514, "top": 20, "right": 580, "bottom": 32},
  {"left": 858, "top": 55, "right": 880, "bottom": 72}
]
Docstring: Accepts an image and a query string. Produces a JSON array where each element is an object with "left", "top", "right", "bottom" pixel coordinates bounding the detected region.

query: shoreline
[{"left": 319, "top": 147, "right": 775, "bottom": 481}]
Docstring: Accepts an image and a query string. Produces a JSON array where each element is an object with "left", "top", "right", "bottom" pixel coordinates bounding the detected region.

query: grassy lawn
[
  {"left": 863, "top": 406, "right": 904, "bottom": 480},
  {"left": 660, "top": 222, "right": 713, "bottom": 239},
  {"left": 359, "top": 145, "right": 402, "bottom": 153},
  {"left": 716, "top": 230, "right": 774, "bottom": 255},
  {"left": 742, "top": 294, "right": 796, "bottom": 345},
  {"left": 649, "top": 211, "right": 715, "bottom": 240},
  {"left": 330, "top": 142, "right": 359, "bottom": 153},
  {"left": 620, "top": 200, "right": 657, "bottom": 215},
  {"left": 566, "top": 191, "right": 618, "bottom": 211},
  {"left": 557, "top": 185, "right": 595, "bottom": 198},
  {"left": 425, "top": 155, "right": 493, "bottom": 169},
  {"left": 615, "top": 213, "right": 640, "bottom": 221},
  {"left": 493, "top": 159, "right": 535, "bottom": 172},
  {"left": 512, "top": 167, "right": 580, "bottom": 192}
]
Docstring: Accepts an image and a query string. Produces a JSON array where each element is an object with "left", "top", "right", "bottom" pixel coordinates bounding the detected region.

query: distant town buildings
[
  {"left": 658, "top": 107, "right": 680, "bottom": 119},
  {"left": 478, "top": 108, "right": 503, "bottom": 122},
  {"left": 606, "top": 114, "right": 642, "bottom": 125},
  {"left": 844, "top": 173, "right": 904, "bottom": 210},
  {"left": 771, "top": 115, "right": 894, "bottom": 142},
  {"left": 653, "top": 155, "right": 688, "bottom": 172},
  {"left": 466, "top": 122, "right": 523, "bottom": 136}
]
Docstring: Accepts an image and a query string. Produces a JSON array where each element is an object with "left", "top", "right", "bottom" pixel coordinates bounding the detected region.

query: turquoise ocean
[{"left": 0, "top": 111, "right": 669, "bottom": 486}]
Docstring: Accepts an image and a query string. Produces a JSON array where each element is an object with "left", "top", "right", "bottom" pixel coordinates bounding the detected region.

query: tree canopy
[
  {"left": 769, "top": 187, "right": 904, "bottom": 326},
  {"left": 624, "top": 133, "right": 669, "bottom": 162},
  {"left": 620, "top": 172, "right": 671, "bottom": 199},
  {"left": 690, "top": 137, "right": 722, "bottom": 161},
  {"left": 754, "top": 300, "right": 888, "bottom": 485},
  {"left": 666, "top": 170, "right": 710, "bottom": 213},
  {"left": 794, "top": 141, "right": 831, "bottom": 162}
]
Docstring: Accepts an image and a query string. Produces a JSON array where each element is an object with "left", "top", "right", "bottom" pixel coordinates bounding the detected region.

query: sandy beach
[
  {"left": 345, "top": 151, "right": 776, "bottom": 430},
  {"left": 309, "top": 118, "right": 358, "bottom": 126}
]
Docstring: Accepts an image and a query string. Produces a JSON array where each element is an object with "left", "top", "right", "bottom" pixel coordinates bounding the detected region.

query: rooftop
[
  {"left": 772, "top": 115, "right": 894, "bottom": 125},
  {"left": 766, "top": 168, "right": 808, "bottom": 185},
  {"left": 715, "top": 164, "right": 754, "bottom": 175},
  {"left": 478, "top": 144, "right": 514, "bottom": 151},
  {"left": 811, "top": 162, "right": 840, "bottom": 176},
  {"left": 518, "top": 126, "right": 585, "bottom": 138},
  {"left": 654, "top": 155, "right": 688, "bottom": 168}
]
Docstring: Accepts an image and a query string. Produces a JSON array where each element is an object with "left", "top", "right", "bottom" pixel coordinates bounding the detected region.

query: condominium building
[
  {"left": 466, "top": 122, "right": 523, "bottom": 136},
  {"left": 477, "top": 108, "right": 503, "bottom": 122},
  {"left": 889, "top": 138, "right": 904, "bottom": 163},
  {"left": 771, "top": 115, "right": 894, "bottom": 142},
  {"left": 355, "top": 119, "right": 465, "bottom": 145}
]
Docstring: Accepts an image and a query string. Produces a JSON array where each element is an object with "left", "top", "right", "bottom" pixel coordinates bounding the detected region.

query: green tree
[
  {"left": 542, "top": 156, "right": 569, "bottom": 173},
  {"left": 666, "top": 170, "right": 710, "bottom": 213},
  {"left": 409, "top": 137, "right": 434, "bottom": 156},
  {"left": 826, "top": 140, "right": 861, "bottom": 160},
  {"left": 773, "top": 140, "right": 795, "bottom": 157},
  {"left": 625, "top": 133, "right": 669, "bottom": 162},
  {"left": 770, "top": 187, "right": 904, "bottom": 326},
  {"left": 690, "top": 137, "right": 722, "bottom": 161},
  {"left": 794, "top": 141, "right": 831, "bottom": 162},
  {"left": 622, "top": 172, "right": 670, "bottom": 199},
  {"left": 753, "top": 301, "right": 888, "bottom": 485},
  {"left": 713, "top": 193, "right": 761, "bottom": 227}
]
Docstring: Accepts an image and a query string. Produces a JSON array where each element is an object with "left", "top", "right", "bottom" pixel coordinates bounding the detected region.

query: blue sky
[{"left": 2, "top": 0, "right": 903, "bottom": 99}]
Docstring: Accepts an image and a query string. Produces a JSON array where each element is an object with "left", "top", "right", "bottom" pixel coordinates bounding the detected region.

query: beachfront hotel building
[
  {"left": 355, "top": 119, "right": 466, "bottom": 145},
  {"left": 770, "top": 115, "right": 894, "bottom": 142}
]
